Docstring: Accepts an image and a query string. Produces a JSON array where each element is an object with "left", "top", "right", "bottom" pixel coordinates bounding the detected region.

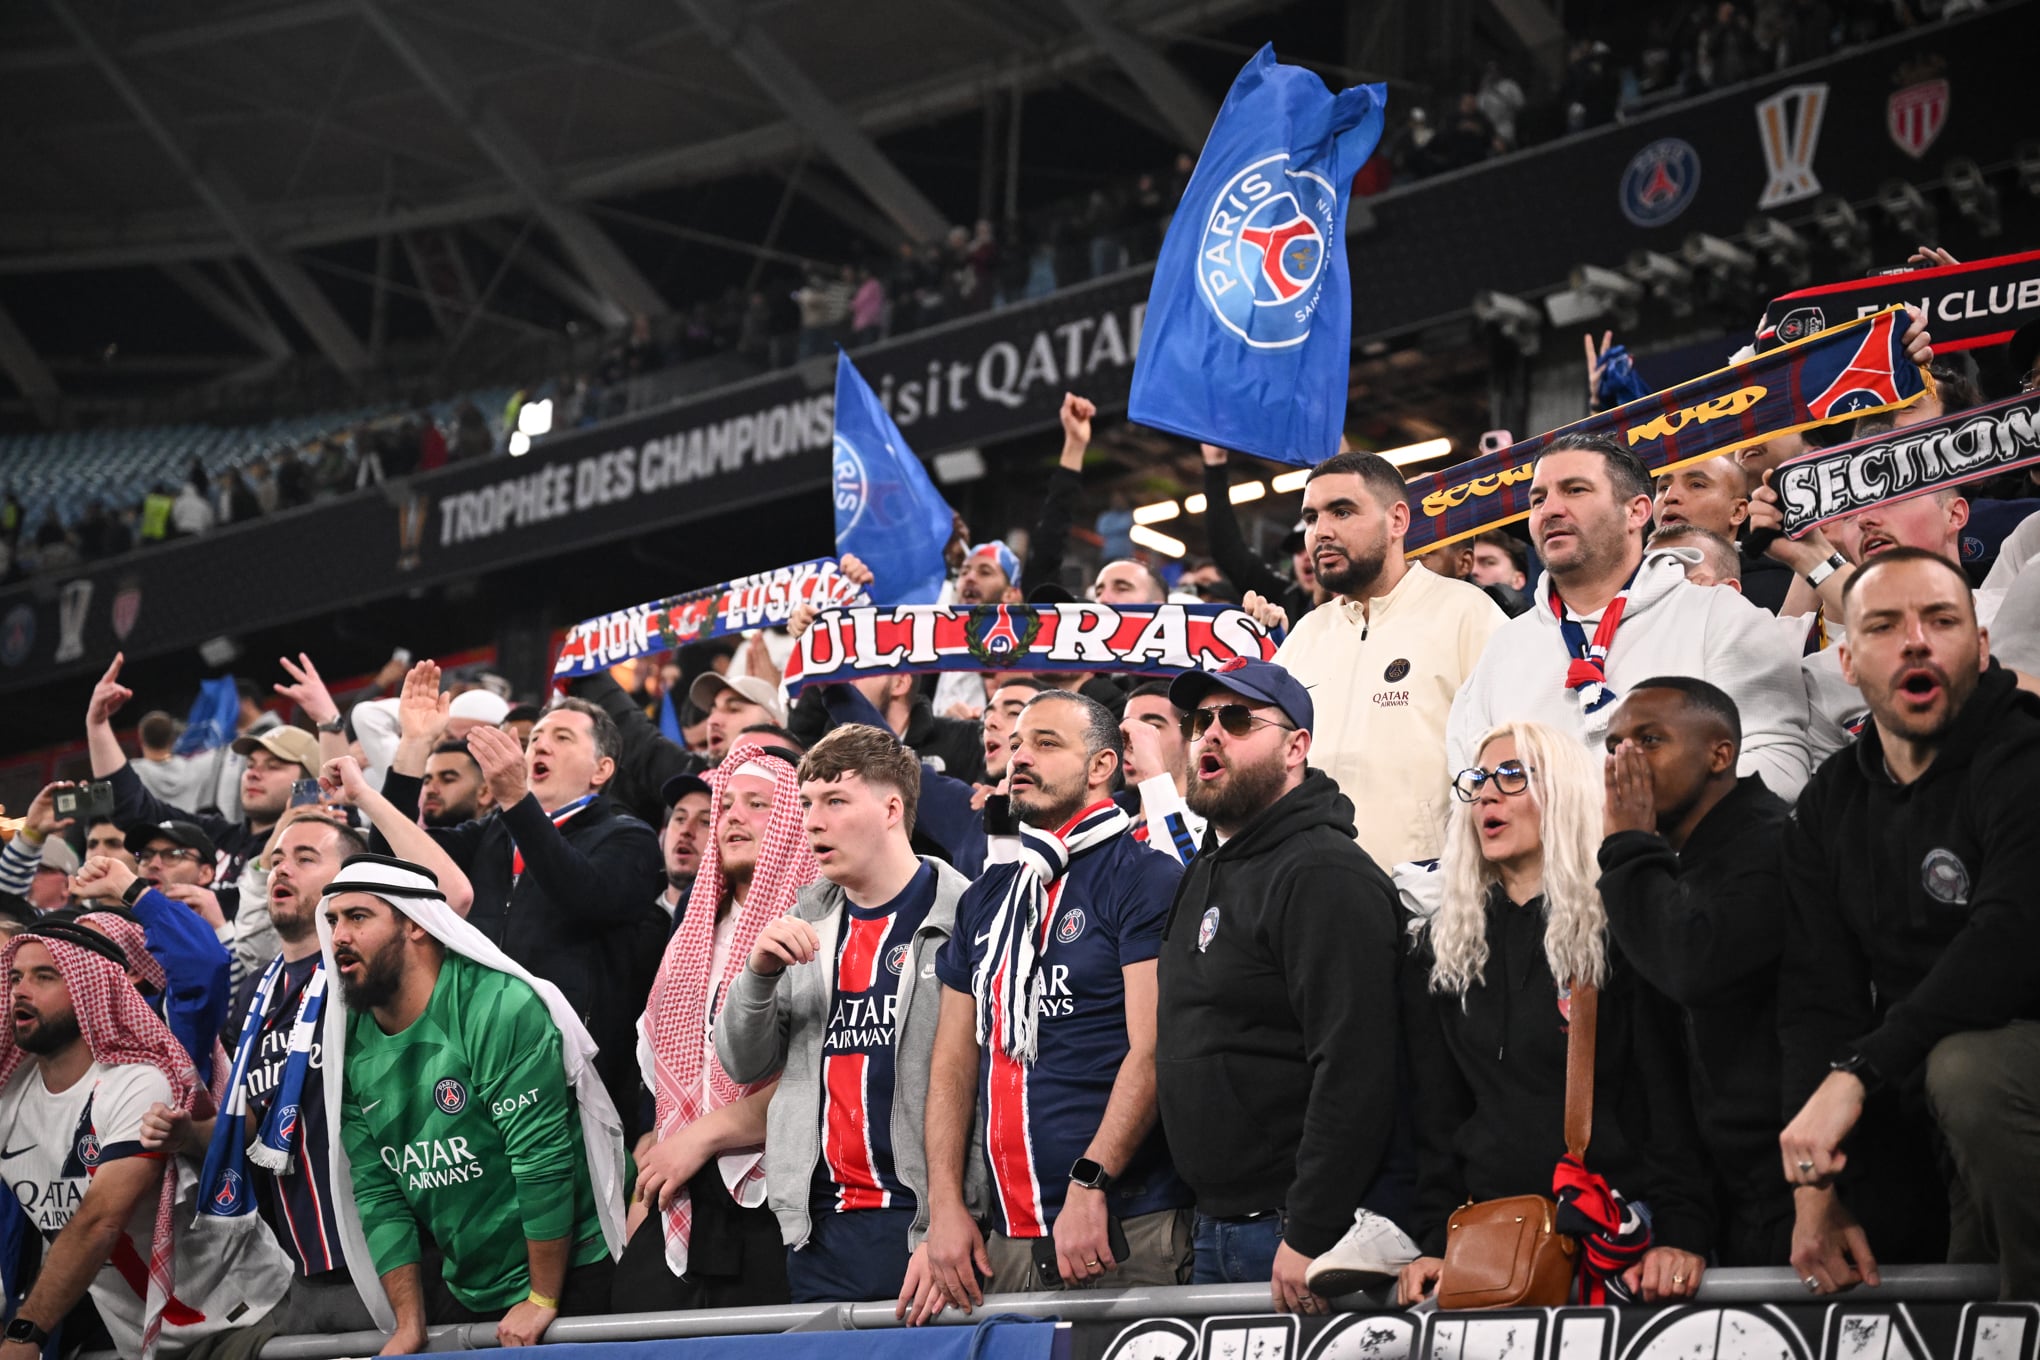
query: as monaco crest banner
[
  {"left": 1128, "top": 45, "right": 1386, "bottom": 466},
  {"left": 1777, "top": 392, "right": 2040, "bottom": 537},
  {"left": 784, "top": 603, "right": 1280, "bottom": 696},
  {"left": 553, "top": 559, "right": 868, "bottom": 678},
  {"left": 1404, "top": 306, "right": 1928, "bottom": 553},
  {"left": 1760, "top": 248, "right": 2040, "bottom": 356}
]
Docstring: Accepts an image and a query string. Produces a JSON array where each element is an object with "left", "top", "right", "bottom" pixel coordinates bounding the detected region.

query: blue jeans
[{"left": 1191, "top": 1212, "right": 1284, "bottom": 1285}]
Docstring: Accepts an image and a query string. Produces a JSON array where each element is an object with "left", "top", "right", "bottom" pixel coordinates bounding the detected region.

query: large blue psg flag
[
  {"left": 173, "top": 676, "right": 241, "bottom": 756},
  {"left": 833, "top": 351, "right": 955, "bottom": 605},
  {"left": 1129, "top": 46, "right": 1386, "bottom": 466}
]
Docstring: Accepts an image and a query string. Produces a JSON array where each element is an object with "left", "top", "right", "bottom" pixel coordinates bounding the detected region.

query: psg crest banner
[
  {"left": 553, "top": 559, "right": 868, "bottom": 678},
  {"left": 1777, "top": 392, "right": 2040, "bottom": 536},
  {"left": 784, "top": 603, "right": 1281, "bottom": 695},
  {"left": 1760, "top": 248, "right": 2040, "bottom": 353},
  {"left": 1128, "top": 44, "right": 1386, "bottom": 466},
  {"left": 1404, "top": 306, "right": 1929, "bottom": 553}
]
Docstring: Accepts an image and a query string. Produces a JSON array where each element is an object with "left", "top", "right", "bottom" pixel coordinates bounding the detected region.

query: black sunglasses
[
  {"left": 1451, "top": 759, "right": 1534, "bottom": 803},
  {"left": 1183, "top": 704, "right": 1297, "bottom": 740}
]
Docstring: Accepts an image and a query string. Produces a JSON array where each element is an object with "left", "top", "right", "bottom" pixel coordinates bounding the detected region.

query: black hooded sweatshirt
[
  {"left": 1596, "top": 776, "right": 1793, "bottom": 1263},
  {"left": 1155, "top": 769, "right": 1408, "bottom": 1257},
  {"left": 1780, "top": 664, "right": 2040, "bottom": 1105},
  {"left": 1404, "top": 887, "right": 1713, "bottom": 1258}
]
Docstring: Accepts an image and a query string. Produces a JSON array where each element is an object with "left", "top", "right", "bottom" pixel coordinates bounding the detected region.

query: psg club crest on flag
[
  {"left": 1619, "top": 138, "right": 1702, "bottom": 227},
  {"left": 1888, "top": 78, "right": 1949, "bottom": 159},
  {"left": 434, "top": 1078, "right": 468, "bottom": 1114},
  {"left": 1198, "top": 157, "right": 1334, "bottom": 349},
  {"left": 1128, "top": 44, "right": 1385, "bottom": 466},
  {"left": 214, "top": 1168, "right": 244, "bottom": 1211},
  {"left": 278, "top": 1105, "right": 299, "bottom": 1141}
]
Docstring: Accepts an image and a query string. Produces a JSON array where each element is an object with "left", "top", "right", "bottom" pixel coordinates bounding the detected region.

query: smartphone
[
  {"left": 53, "top": 781, "right": 115, "bottom": 821},
  {"left": 1479, "top": 429, "right": 1514, "bottom": 456},
  {"left": 1030, "top": 1216, "right": 1132, "bottom": 1288},
  {"left": 391, "top": 647, "right": 413, "bottom": 667},
  {"left": 290, "top": 778, "right": 324, "bottom": 808}
]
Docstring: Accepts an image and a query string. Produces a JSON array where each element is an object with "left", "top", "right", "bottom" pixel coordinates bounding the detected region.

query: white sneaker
[{"left": 1304, "top": 1209, "right": 1421, "bottom": 1297}]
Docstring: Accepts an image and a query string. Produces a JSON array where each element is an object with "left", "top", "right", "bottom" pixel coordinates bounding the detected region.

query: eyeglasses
[
  {"left": 135, "top": 847, "right": 200, "bottom": 865},
  {"left": 1451, "top": 760, "right": 1535, "bottom": 803},
  {"left": 1183, "top": 704, "right": 1297, "bottom": 740}
]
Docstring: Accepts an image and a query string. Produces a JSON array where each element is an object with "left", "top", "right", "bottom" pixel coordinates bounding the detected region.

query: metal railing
[{"left": 205, "top": 1266, "right": 2002, "bottom": 1358}]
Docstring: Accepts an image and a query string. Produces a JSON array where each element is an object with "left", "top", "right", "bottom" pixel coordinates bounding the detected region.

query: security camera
[
  {"left": 1811, "top": 194, "right": 1871, "bottom": 269},
  {"left": 1878, "top": 179, "right": 1936, "bottom": 238},
  {"left": 1681, "top": 233, "right": 1756, "bottom": 276},
  {"left": 1944, "top": 158, "right": 2001, "bottom": 237},
  {"left": 1625, "top": 251, "right": 1691, "bottom": 287},
  {"left": 1570, "top": 263, "right": 1644, "bottom": 304},
  {"left": 1744, "top": 215, "right": 1811, "bottom": 285},
  {"left": 1472, "top": 290, "right": 1543, "bottom": 354}
]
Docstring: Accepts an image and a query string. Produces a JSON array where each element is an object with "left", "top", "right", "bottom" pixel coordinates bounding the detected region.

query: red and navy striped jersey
[
  {"left": 229, "top": 955, "right": 344, "bottom": 1278},
  {"left": 936, "top": 834, "right": 1191, "bottom": 1238},
  {"left": 813, "top": 863, "right": 937, "bottom": 1214}
]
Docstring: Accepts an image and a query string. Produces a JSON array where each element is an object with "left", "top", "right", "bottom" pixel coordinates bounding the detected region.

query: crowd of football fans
[{"left": 0, "top": 236, "right": 2034, "bottom": 1358}]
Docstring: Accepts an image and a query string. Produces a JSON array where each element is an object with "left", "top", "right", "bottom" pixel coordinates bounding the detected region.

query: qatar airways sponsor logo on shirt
[
  {"left": 825, "top": 994, "right": 900, "bottom": 1050},
  {"left": 6, "top": 1175, "right": 83, "bottom": 1231},
  {"left": 380, "top": 1135, "right": 486, "bottom": 1191}
]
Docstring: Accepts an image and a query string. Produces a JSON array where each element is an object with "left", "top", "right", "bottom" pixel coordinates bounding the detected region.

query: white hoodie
[{"left": 1447, "top": 550, "right": 1813, "bottom": 799}]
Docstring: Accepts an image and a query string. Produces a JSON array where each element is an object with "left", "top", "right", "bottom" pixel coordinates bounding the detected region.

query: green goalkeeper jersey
[{"left": 339, "top": 952, "right": 607, "bottom": 1311}]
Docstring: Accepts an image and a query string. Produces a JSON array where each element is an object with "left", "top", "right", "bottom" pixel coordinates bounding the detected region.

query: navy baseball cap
[
  {"left": 1169, "top": 656, "right": 1314, "bottom": 733},
  {"left": 659, "top": 772, "right": 711, "bottom": 811}
]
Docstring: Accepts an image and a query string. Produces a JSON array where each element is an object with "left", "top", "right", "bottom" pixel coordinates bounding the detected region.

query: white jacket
[
  {"left": 1448, "top": 551, "right": 1812, "bottom": 799},
  {"left": 1276, "top": 564, "right": 1506, "bottom": 868}
]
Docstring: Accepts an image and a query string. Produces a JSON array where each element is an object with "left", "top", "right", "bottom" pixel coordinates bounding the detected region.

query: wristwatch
[
  {"left": 1069, "top": 1157, "right": 1116, "bottom": 1192},
  {"left": 5, "top": 1317, "right": 49, "bottom": 1347},
  {"left": 1830, "top": 1050, "right": 1883, "bottom": 1094},
  {"left": 315, "top": 715, "right": 347, "bottom": 735},
  {"left": 1805, "top": 552, "right": 1848, "bottom": 588}
]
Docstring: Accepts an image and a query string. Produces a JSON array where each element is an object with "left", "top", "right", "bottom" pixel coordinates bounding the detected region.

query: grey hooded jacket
[{"left": 715, "top": 857, "right": 989, "bottom": 1249}]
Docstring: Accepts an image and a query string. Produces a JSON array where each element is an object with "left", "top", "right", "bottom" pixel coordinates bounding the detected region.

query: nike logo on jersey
[
  {"left": 0, "top": 1144, "right": 35, "bottom": 1160},
  {"left": 974, "top": 930, "right": 995, "bottom": 946},
  {"left": 361, "top": 1100, "right": 383, "bottom": 1114}
]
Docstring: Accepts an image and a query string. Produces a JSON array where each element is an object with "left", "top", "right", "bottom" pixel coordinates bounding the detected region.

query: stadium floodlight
[
  {"left": 1944, "top": 159, "right": 2001, "bottom": 237},
  {"left": 1133, "top": 499, "right": 1181, "bottom": 525},
  {"left": 1377, "top": 438, "right": 1453, "bottom": 467},
  {"left": 1572, "top": 263, "right": 1644, "bottom": 305},
  {"left": 1878, "top": 179, "right": 1937, "bottom": 239},
  {"left": 1473, "top": 289, "right": 1544, "bottom": 355},
  {"left": 1625, "top": 250, "right": 1695, "bottom": 317},
  {"left": 1811, "top": 194, "right": 1871, "bottom": 271},
  {"left": 1229, "top": 480, "right": 1266, "bottom": 505},
  {"left": 1270, "top": 469, "right": 1309, "bottom": 493},
  {"left": 1681, "top": 233, "right": 1756, "bottom": 280},
  {"left": 516, "top": 398, "right": 554, "bottom": 438},
  {"left": 1129, "top": 525, "right": 1186, "bottom": 558},
  {"left": 508, "top": 431, "right": 532, "bottom": 456},
  {"left": 1745, "top": 215, "right": 1811, "bottom": 286},
  {"left": 1545, "top": 287, "right": 1622, "bottom": 330}
]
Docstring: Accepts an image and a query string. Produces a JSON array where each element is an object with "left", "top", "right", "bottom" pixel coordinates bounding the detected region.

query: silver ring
[
  {"left": 1797, "top": 1160, "right": 1815, "bottom": 1173},
  {"left": 1803, "top": 1276, "right": 1820, "bottom": 1293}
]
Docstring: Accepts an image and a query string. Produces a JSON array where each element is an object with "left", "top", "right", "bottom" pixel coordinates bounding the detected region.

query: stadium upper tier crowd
[{"left": 0, "top": 249, "right": 2036, "bottom": 1359}]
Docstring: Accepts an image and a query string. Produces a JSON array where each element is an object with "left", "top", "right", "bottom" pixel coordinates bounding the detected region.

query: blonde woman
[{"left": 1396, "top": 721, "right": 1710, "bottom": 1305}]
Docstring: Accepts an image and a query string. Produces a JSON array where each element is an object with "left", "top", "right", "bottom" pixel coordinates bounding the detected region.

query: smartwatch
[
  {"left": 1069, "top": 1157, "right": 1116, "bottom": 1192},
  {"left": 5, "top": 1318, "right": 48, "bottom": 1347},
  {"left": 1805, "top": 552, "right": 1848, "bottom": 589}
]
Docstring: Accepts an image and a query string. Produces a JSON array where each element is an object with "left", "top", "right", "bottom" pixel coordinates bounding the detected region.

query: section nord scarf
[
  {"left": 552, "top": 558, "right": 869, "bottom": 678},
  {"left": 1776, "top": 391, "right": 2040, "bottom": 536},
  {"left": 973, "top": 801, "right": 1131, "bottom": 1064},
  {"left": 643, "top": 743, "right": 816, "bottom": 1278}
]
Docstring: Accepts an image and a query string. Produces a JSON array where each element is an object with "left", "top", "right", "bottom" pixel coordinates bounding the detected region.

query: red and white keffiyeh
[
  {"left": 76, "top": 910, "right": 233, "bottom": 1103},
  {"left": 641, "top": 740, "right": 816, "bottom": 1277},
  {"left": 0, "top": 928, "right": 212, "bottom": 1360}
]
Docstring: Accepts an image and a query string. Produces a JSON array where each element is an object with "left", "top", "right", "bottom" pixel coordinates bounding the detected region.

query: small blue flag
[
  {"left": 174, "top": 676, "right": 241, "bottom": 756},
  {"left": 1128, "top": 46, "right": 1386, "bottom": 467},
  {"left": 657, "top": 687, "right": 684, "bottom": 745},
  {"left": 833, "top": 351, "right": 955, "bottom": 605}
]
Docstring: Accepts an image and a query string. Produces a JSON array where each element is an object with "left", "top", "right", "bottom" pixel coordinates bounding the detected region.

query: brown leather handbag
[{"left": 1435, "top": 981, "right": 1598, "bottom": 1310}]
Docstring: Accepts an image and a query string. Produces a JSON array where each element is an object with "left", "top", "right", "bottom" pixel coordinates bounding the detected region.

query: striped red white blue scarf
[{"left": 972, "top": 800, "right": 1130, "bottom": 1064}]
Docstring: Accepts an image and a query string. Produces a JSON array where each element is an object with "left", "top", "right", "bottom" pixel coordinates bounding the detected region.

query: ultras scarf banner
[
  {"left": 1761, "top": 248, "right": 2040, "bottom": 352},
  {"left": 553, "top": 559, "right": 868, "bottom": 678},
  {"left": 1777, "top": 392, "right": 2040, "bottom": 536},
  {"left": 784, "top": 602, "right": 1281, "bottom": 695},
  {"left": 1403, "top": 306, "right": 1929, "bottom": 553}
]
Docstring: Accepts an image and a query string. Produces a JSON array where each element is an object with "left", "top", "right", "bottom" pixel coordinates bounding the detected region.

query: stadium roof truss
[{"left": 0, "top": 0, "right": 1272, "bottom": 395}]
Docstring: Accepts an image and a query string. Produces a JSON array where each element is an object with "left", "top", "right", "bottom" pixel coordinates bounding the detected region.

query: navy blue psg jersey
[
  {"left": 229, "top": 954, "right": 345, "bottom": 1277},
  {"left": 936, "top": 829, "right": 1190, "bottom": 1237},
  {"left": 812, "top": 862, "right": 937, "bottom": 1215}
]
